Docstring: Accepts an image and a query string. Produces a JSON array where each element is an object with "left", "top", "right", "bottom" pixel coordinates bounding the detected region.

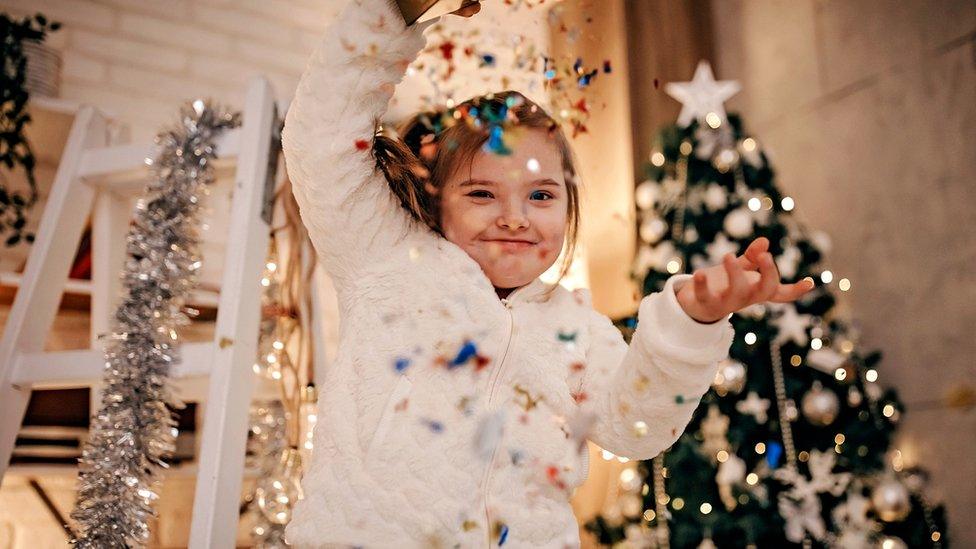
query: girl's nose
[{"left": 497, "top": 206, "right": 529, "bottom": 230}]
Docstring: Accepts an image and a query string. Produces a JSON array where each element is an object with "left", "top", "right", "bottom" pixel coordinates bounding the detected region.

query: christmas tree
[{"left": 584, "top": 61, "right": 948, "bottom": 549}]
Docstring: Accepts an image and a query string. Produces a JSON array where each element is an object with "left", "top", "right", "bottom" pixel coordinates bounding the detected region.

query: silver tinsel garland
[{"left": 69, "top": 99, "right": 240, "bottom": 548}]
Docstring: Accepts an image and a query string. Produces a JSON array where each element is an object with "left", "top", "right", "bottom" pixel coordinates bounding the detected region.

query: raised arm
[
  {"left": 576, "top": 274, "right": 735, "bottom": 460},
  {"left": 282, "top": 0, "right": 435, "bottom": 285}
]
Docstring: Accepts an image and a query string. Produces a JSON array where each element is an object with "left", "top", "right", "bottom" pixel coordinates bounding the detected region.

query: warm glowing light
[
  {"left": 700, "top": 502, "right": 712, "bottom": 514},
  {"left": 748, "top": 197, "right": 761, "bottom": 211},
  {"left": 866, "top": 369, "right": 879, "bottom": 382},
  {"left": 620, "top": 468, "right": 636, "bottom": 483},
  {"left": 651, "top": 152, "right": 666, "bottom": 166},
  {"left": 745, "top": 332, "right": 757, "bottom": 345},
  {"left": 839, "top": 278, "right": 851, "bottom": 291},
  {"left": 781, "top": 197, "right": 795, "bottom": 211},
  {"left": 755, "top": 442, "right": 766, "bottom": 454}
]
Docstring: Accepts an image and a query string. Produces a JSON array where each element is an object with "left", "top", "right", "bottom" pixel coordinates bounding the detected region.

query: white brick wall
[{"left": 2, "top": 0, "right": 342, "bottom": 143}]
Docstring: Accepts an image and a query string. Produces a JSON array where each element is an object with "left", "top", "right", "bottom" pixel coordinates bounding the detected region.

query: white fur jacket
[{"left": 281, "top": 0, "right": 735, "bottom": 547}]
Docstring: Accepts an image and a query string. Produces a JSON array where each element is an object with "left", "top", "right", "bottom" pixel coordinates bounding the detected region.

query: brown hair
[{"left": 372, "top": 90, "right": 582, "bottom": 296}]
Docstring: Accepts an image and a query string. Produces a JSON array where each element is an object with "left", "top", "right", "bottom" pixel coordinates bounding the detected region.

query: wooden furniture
[{"left": 0, "top": 76, "right": 280, "bottom": 549}]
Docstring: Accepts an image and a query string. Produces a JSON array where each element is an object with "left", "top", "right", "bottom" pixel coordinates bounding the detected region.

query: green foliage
[{"left": 1, "top": 12, "right": 61, "bottom": 247}]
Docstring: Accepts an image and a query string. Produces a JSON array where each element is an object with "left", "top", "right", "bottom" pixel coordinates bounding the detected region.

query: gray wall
[{"left": 709, "top": 1, "right": 975, "bottom": 545}]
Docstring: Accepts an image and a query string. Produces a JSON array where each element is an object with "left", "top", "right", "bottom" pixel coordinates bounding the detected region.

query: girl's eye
[
  {"left": 532, "top": 191, "right": 554, "bottom": 201},
  {"left": 468, "top": 191, "right": 493, "bottom": 199}
]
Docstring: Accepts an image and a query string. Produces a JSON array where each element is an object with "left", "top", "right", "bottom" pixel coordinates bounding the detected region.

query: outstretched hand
[{"left": 675, "top": 237, "right": 815, "bottom": 324}]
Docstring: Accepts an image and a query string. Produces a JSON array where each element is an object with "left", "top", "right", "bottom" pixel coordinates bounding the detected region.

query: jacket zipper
[{"left": 482, "top": 293, "right": 519, "bottom": 547}]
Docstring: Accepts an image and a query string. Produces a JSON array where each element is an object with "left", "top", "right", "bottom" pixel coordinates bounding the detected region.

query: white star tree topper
[{"left": 665, "top": 60, "right": 742, "bottom": 128}]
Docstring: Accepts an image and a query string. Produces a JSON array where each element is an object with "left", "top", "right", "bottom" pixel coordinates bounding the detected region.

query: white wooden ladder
[{"left": 0, "top": 76, "right": 279, "bottom": 548}]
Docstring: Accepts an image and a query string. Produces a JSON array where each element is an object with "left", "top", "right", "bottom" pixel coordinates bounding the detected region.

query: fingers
[
  {"left": 752, "top": 252, "right": 779, "bottom": 302},
  {"left": 736, "top": 236, "right": 768, "bottom": 270},
  {"left": 720, "top": 252, "right": 750, "bottom": 307},
  {"left": 692, "top": 270, "right": 719, "bottom": 310},
  {"left": 770, "top": 277, "right": 816, "bottom": 303}
]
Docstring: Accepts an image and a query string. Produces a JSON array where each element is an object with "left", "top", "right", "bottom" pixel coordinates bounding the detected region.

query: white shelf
[{"left": 0, "top": 270, "right": 221, "bottom": 309}]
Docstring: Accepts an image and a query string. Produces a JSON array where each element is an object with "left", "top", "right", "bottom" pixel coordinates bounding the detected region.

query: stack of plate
[{"left": 23, "top": 40, "right": 61, "bottom": 98}]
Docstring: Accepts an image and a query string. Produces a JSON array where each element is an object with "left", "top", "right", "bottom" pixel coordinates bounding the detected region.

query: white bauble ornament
[
  {"left": 620, "top": 492, "right": 644, "bottom": 518},
  {"left": 801, "top": 382, "right": 840, "bottom": 426},
  {"left": 723, "top": 207, "right": 754, "bottom": 238},
  {"left": 636, "top": 180, "right": 657, "bottom": 210},
  {"left": 639, "top": 217, "right": 668, "bottom": 244},
  {"left": 712, "top": 359, "right": 747, "bottom": 395},
  {"left": 871, "top": 477, "right": 911, "bottom": 522},
  {"left": 704, "top": 183, "right": 728, "bottom": 212},
  {"left": 877, "top": 536, "right": 908, "bottom": 549}
]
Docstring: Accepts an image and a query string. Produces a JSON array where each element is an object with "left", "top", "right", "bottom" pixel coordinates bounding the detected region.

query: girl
[{"left": 281, "top": 0, "right": 813, "bottom": 547}]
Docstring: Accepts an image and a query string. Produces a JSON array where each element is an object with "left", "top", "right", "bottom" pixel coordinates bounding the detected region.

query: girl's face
[{"left": 440, "top": 128, "right": 569, "bottom": 291}]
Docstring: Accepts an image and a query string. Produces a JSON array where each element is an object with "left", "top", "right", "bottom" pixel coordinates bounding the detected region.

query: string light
[
  {"left": 820, "top": 270, "right": 833, "bottom": 284},
  {"left": 781, "top": 197, "right": 795, "bottom": 211},
  {"left": 705, "top": 112, "right": 722, "bottom": 128},
  {"left": 839, "top": 278, "right": 851, "bottom": 291},
  {"left": 699, "top": 502, "right": 712, "bottom": 514},
  {"left": 755, "top": 442, "right": 766, "bottom": 454},
  {"left": 744, "top": 332, "right": 757, "bottom": 345},
  {"left": 650, "top": 151, "right": 666, "bottom": 166},
  {"left": 866, "top": 369, "right": 879, "bottom": 382}
]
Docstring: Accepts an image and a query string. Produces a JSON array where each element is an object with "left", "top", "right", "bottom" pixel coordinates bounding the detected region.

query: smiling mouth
[{"left": 483, "top": 239, "right": 537, "bottom": 251}]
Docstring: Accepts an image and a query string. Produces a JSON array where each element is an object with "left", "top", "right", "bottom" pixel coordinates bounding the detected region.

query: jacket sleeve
[
  {"left": 577, "top": 273, "right": 735, "bottom": 460},
  {"left": 282, "top": 0, "right": 436, "bottom": 286}
]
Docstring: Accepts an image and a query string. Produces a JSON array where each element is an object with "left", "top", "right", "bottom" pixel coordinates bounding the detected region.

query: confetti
[
  {"left": 513, "top": 384, "right": 543, "bottom": 411},
  {"left": 766, "top": 440, "right": 784, "bottom": 468},
  {"left": 473, "top": 409, "right": 507, "bottom": 461},
  {"left": 354, "top": 139, "right": 370, "bottom": 151},
  {"left": 546, "top": 465, "right": 566, "bottom": 490},
  {"left": 451, "top": 339, "right": 478, "bottom": 367},
  {"left": 394, "top": 357, "right": 411, "bottom": 373},
  {"left": 494, "top": 522, "right": 509, "bottom": 546},
  {"left": 509, "top": 449, "right": 524, "bottom": 466},
  {"left": 421, "top": 418, "right": 444, "bottom": 433}
]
